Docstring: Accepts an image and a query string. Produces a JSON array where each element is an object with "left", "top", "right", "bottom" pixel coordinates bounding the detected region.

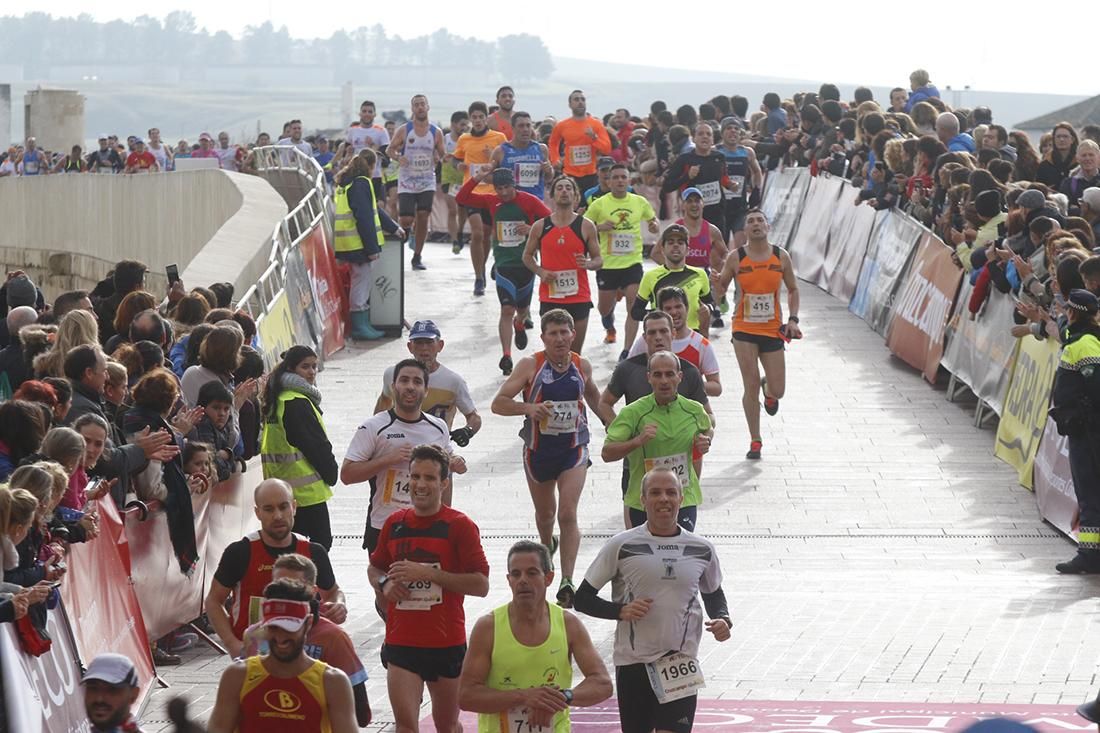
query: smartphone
[{"left": 166, "top": 263, "right": 180, "bottom": 285}]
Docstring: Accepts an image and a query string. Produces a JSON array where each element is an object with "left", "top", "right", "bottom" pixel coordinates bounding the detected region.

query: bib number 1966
[{"left": 645, "top": 651, "right": 705, "bottom": 703}]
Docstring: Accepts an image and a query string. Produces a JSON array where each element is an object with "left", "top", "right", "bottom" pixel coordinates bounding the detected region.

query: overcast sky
[{"left": 5, "top": 3, "right": 1095, "bottom": 96}]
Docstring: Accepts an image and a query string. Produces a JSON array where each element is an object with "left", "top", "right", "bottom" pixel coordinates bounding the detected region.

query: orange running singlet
[{"left": 732, "top": 245, "right": 784, "bottom": 337}]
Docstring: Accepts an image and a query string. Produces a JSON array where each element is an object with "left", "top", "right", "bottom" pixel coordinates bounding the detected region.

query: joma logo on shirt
[
  {"left": 657, "top": 545, "right": 679, "bottom": 551},
  {"left": 385, "top": 433, "right": 406, "bottom": 439}
]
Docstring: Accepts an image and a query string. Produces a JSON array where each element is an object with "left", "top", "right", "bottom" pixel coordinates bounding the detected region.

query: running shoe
[
  {"left": 719, "top": 295, "right": 730, "bottom": 314},
  {"left": 166, "top": 632, "right": 198, "bottom": 653},
  {"left": 746, "top": 440, "right": 763, "bottom": 460},
  {"left": 556, "top": 579, "right": 575, "bottom": 609},
  {"left": 712, "top": 314, "right": 725, "bottom": 329},
  {"left": 411, "top": 256, "right": 427, "bottom": 271},
  {"left": 452, "top": 239, "right": 463, "bottom": 255},
  {"left": 548, "top": 535, "right": 559, "bottom": 556},
  {"left": 762, "top": 378, "right": 779, "bottom": 416},
  {"left": 1056, "top": 554, "right": 1100, "bottom": 574},
  {"left": 604, "top": 328, "right": 617, "bottom": 344},
  {"left": 474, "top": 278, "right": 486, "bottom": 296},
  {"left": 524, "top": 317, "right": 534, "bottom": 330},
  {"left": 152, "top": 647, "right": 181, "bottom": 666},
  {"left": 514, "top": 322, "right": 528, "bottom": 350},
  {"left": 499, "top": 354, "right": 513, "bottom": 376}
]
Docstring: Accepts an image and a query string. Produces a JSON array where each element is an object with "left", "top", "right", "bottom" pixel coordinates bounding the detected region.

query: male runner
[
  {"left": 716, "top": 208, "right": 802, "bottom": 460},
  {"left": 368, "top": 444, "right": 490, "bottom": 733},
  {"left": 599, "top": 311, "right": 711, "bottom": 527},
  {"left": 548, "top": 90, "right": 612, "bottom": 193},
  {"left": 488, "top": 86, "right": 516, "bottom": 140},
  {"left": 601, "top": 351, "right": 712, "bottom": 531},
  {"left": 632, "top": 221, "right": 715, "bottom": 338},
  {"left": 387, "top": 94, "right": 445, "bottom": 271},
  {"left": 441, "top": 111, "right": 470, "bottom": 254},
  {"left": 215, "top": 131, "right": 243, "bottom": 171},
  {"left": 716, "top": 117, "right": 764, "bottom": 247},
  {"left": 581, "top": 156, "right": 616, "bottom": 211},
  {"left": 585, "top": 162, "right": 659, "bottom": 357},
  {"left": 346, "top": 100, "right": 391, "bottom": 196},
  {"left": 205, "top": 478, "right": 347, "bottom": 659},
  {"left": 522, "top": 176, "right": 603, "bottom": 354},
  {"left": 457, "top": 168, "right": 552, "bottom": 375},
  {"left": 454, "top": 101, "right": 508, "bottom": 295},
  {"left": 574, "top": 468, "right": 731, "bottom": 733},
  {"left": 674, "top": 187, "right": 730, "bottom": 326},
  {"left": 459, "top": 540, "right": 613, "bottom": 731},
  {"left": 207, "top": 578, "right": 358, "bottom": 733},
  {"left": 491, "top": 309, "right": 603, "bottom": 608},
  {"left": 374, "top": 320, "right": 482, "bottom": 439},
  {"left": 627, "top": 287, "right": 723, "bottom": 398},
  {"left": 492, "top": 111, "right": 553, "bottom": 202},
  {"left": 662, "top": 123, "right": 730, "bottom": 235},
  {"left": 237, "top": 554, "right": 371, "bottom": 728},
  {"left": 147, "top": 127, "right": 173, "bottom": 172},
  {"left": 341, "top": 358, "right": 466, "bottom": 551}
]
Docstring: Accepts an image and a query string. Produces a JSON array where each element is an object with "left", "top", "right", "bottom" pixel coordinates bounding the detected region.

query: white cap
[{"left": 82, "top": 653, "right": 139, "bottom": 687}]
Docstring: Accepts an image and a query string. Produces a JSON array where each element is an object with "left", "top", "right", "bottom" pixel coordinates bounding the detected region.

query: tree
[
  {"left": 496, "top": 34, "right": 553, "bottom": 80},
  {"left": 207, "top": 30, "right": 236, "bottom": 65}
]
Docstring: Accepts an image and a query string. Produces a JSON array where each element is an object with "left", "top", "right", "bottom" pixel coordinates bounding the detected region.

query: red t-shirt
[
  {"left": 370, "top": 505, "right": 489, "bottom": 648},
  {"left": 126, "top": 151, "right": 157, "bottom": 170}
]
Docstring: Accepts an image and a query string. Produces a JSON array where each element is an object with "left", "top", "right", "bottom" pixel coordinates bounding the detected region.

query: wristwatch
[
  {"left": 377, "top": 575, "right": 390, "bottom": 591},
  {"left": 788, "top": 315, "right": 800, "bottom": 323},
  {"left": 562, "top": 689, "right": 574, "bottom": 705}
]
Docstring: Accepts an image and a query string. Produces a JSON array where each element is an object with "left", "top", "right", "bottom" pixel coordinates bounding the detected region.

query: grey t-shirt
[{"left": 606, "top": 354, "right": 709, "bottom": 406}]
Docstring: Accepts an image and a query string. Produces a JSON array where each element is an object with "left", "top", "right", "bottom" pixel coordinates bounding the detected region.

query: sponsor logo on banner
[
  {"left": 822, "top": 185, "right": 876, "bottom": 303},
  {"left": 994, "top": 335, "right": 1061, "bottom": 488},
  {"left": 299, "top": 226, "right": 347, "bottom": 358},
  {"left": 760, "top": 167, "right": 811, "bottom": 250},
  {"left": 788, "top": 175, "right": 844, "bottom": 286},
  {"left": 940, "top": 285, "right": 1018, "bottom": 416},
  {"left": 257, "top": 290, "right": 296, "bottom": 369},
  {"left": 850, "top": 210, "right": 924, "bottom": 335},
  {"left": 1034, "top": 415, "right": 1078, "bottom": 539},
  {"left": 887, "top": 233, "right": 963, "bottom": 383}
]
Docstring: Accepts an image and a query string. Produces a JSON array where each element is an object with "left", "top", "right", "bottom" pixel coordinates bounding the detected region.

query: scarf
[
  {"left": 278, "top": 373, "right": 322, "bottom": 407},
  {"left": 1, "top": 535, "right": 17, "bottom": 571}
]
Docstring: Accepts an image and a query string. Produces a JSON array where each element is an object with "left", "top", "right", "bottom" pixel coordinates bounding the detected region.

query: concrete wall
[
  {"left": 24, "top": 88, "right": 85, "bottom": 152},
  {"left": 0, "top": 170, "right": 287, "bottom": 303}
]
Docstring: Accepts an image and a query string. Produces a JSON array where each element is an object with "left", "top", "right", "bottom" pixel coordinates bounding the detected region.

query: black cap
[
  {"left": 596, "top": 156, "right": 615, "bottom": 170},
  {"left": 491, "top": 168, "right": 515, "bottom": 187}
]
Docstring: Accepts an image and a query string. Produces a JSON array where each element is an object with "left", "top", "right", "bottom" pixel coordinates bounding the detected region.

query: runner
[
  {"left": 488, "top": 86, "right": 516, "bottom": 140},
  {"left": 441, "top": 111, "right": 470, "bottom": 255},
  {"left": 492, "top": 111, "right": 553, "bottom": 203},
  {"left": 580, "top": 157, "right": 616, "bottom": 211},
  {"left": 716, "top": 208, "right": 802, "bottom": 460},
  {"left": 373, "top": 320, "right": 482, "bottom": 439},
  {"left": 631, "top": 221, "right": 715, "bottom": 339},
  {"left": 204, "top": 478, "right": 347, "bottom": 659},
  {"left": 454, "top": 101, "right": 508, "bottom": 296},
  {"left": 345, "top": 100, "right": 391, "bottom": 198},
  {"left": 237, "top": 554, "right": 372, "bottom": 727},
  {"left": 626, "top": 286, "right": 723, "bottom": 398},
  {"left": 585, "top": 162, "right": 660, "bottom": 358},
  {"left": 598, "top": 311, "right": 711, "bottom": 527},
  {"left": 716, "top": 117, "right": 764, "bottom": 248},
  {"left": 456, "top": 168, "right": 552, "bottom": 376},
  {"left": 341, "top": 358, "right": 465, "bottom": 552},
  {"left": 386, "top": 94, "right": 445, "bottom": 271},
  {"left": 661, "top": 123, "right": 730, "bottom": 235},
  {"left": 548, "top": 90, "right": 612, "bottom": 193},
  {"left": 147, "top": 127, "right": 173, "bottom": 172},
  {"left": 601, "top": 351, "right": 712, "bottom": 531},
  {"left": 491, "top": 308, "right": 603, "bottom": 608},
  {"left": 368, "top": 444, "right": 490, "bottom": 733},
  {"left": 574, "top": 467, "right": 731, "bottom": 733},
  {"left": 673, "top": 186, "right": 729, "bottom": 326},
  {"left": 458, "top": 540, "right": 613, "bottom": 730},
  {"left": 207, "top": 578, "right": 358, "bottom": 733},
  {"left": 522, "top": 175, "right": 603, "bottom": 354}
]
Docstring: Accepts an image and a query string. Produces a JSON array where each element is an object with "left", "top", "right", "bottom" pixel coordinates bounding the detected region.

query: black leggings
[{"left": 292, "top": 501, "right": 333, "bottom": 550}]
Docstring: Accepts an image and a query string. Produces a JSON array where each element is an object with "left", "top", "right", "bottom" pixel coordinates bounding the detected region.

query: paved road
[{"left": 146, "top": 247, "right": 1098, "bottom": 731}]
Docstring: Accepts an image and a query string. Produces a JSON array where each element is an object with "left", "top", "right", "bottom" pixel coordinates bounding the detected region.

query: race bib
[
  {"left": 396, "top": 562, "right": 442, "bottom": 611},
  {"left": 610, "top": 232, "right": 635, "bottom": 255},
  {"left": 540, "top": 400, "right": 579, "bottom": 436},
  {"left": 696, "top": 180, "right": 721, "bottom": 206},
  {"left": 746, "top": 293, "right": 775, "bottom": 323},
  {"left": 515, "top": 162, "right": 541, "bottom": 188},
  {"left": 469, "top": 163, "right": 491, "bottom": 180},
  {"left": 381, "top": 468, "right": 412, "bottom": 506},
  {"left": 644, "top": 453, "right": 690, "bottom": 482},
  {"left": 548, "top": 270, "right": 580, "bottom": 298},
  {"left": 497, "top": 221, "right": 525, "bottom": 247},
  {"left": 568, "top": 145, "right": 592, "bottom": 167},
  {"left": 410, "top": 154, "right": 433, "bottom": 173},
  {"left": 726, "top": 175, "right": 746, "bottom": 197},
  {"left": 23, "top": 161, "right": 38, "bottom": 174},
  {"left": 499, "top": 708, "right": 551, "bottom": 733},
  {"left": 646, "top": 652, "right": 705, "bottom": 703}
]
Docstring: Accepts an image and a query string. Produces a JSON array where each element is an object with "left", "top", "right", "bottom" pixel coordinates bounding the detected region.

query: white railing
[{"left": 235, "top": 145, "right": 332, "bottom": 320}]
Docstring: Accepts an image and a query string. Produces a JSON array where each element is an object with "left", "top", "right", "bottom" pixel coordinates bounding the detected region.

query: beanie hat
[
  {"left": 6, "top": 274, "right": 37, "bottom": 308},
  {"left": 975, "top": 190, "right": 1002, "bottom": 219},
  {"left": 1016, "top": 189, "right": 1046, "bottom": 211}
]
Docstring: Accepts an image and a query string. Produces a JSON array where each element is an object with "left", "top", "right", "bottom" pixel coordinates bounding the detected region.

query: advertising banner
[
  {"left": 299, "top": 226, "right": 347, "bottom": 358},
  {"left": 1033, "top": 416, "right": 1078, "bottom": 539},
  {"left": 822, "top": 185, "right": 876, "bottom": 303},
  {"left": 256, "top": 289, "right": 296, "bottom": 369},
  {"left": 940, "top": 284, "right": 1019, "bottom": 415},
  {"left": 283, "top": 246, "right": 325, "bottom": 356},
  {"left": 788, "top": 174, "right": 844, "bottom": 286},
  {"left": 760, "top": 167, "right": 811, "bottom": 250},
  {"left": 1, "top": 605, "right": 88, "bottom": 733},
  {"left": 886, "top": 233, "right": 963, "bottom": 382},
  {"left": 849, "top": 210, "right": 924, "bottom": 335},
  {"left": 994, "top": 335, "right": 1062, "bottom": 488}
]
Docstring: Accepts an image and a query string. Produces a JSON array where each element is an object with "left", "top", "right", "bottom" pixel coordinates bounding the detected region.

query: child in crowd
[
  {"left": 181, "top": 441, "right": 215, "bottom": 495},
  {"left": 190, "top": 381, "right": 239, "bottom": 482}
]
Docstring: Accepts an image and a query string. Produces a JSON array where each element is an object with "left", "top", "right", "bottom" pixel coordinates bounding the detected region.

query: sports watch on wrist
[{"left": 562, "top": 688, "right": 574, "bottom": 705}]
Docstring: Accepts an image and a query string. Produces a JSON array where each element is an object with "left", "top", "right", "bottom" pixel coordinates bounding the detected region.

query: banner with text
[
  {"left": 761, "top": 167, "right": 811, "bottom": 250},
  {"left": 940, "top": 284, "right": 1019, "bottom": 416},
  {"left": 886, "top": 233, "right": 963, "bottom": 383},
  {"left": 849, "top": 210, "right": 924, "bottom": 335},
  {"left": 994, "top": 335, "right": 1062, "bottom": 489},
  {"left": 788, "top": 174, "right": 844, "bottom": 287},
  {"left": 299, "top": 226, "right": 347, "bottom": 359},
  {"left": 1, "top": 604, "right": 87, "bottom": 733},
  {"left": 1034, "top": 416, "right": 1078, "bottom": 539},
  {"left": 822, "top": 185, "right": 877, "bottom": 303}
]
